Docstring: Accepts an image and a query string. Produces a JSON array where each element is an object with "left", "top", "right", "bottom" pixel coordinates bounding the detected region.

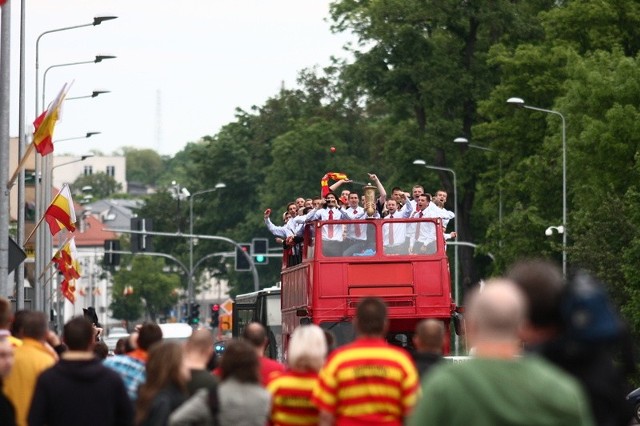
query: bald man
[
  {"left": 411, "top": 319, "right": 445, "bottom": 378},
  {"left": 409, "top": 279, "right": 594, "bottom": 426},
  {"left": 183, "top": 329, "right": 218, "bottom": 396}
]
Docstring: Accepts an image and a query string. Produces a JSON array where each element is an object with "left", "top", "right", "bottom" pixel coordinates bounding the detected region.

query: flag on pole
[
  {"left": 321, "top": 172, "right": 349, "bottom": 197},
  {"left": 44, "top": 184, "right": 77, "bottom": 236},
  {"left": 33, "top": 83, "right": 70, "bottom": 156},
  {"left": 61, "top": 279, "right": 76, "bottom": 304},
  {"left": 53, "top": 238, "right": 80, "bottom": 280}
]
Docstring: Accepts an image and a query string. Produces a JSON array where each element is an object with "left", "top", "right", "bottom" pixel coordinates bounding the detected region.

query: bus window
[
  {"left": 405, "top": 221, "right": 438, "bottom": 255},
  {"left": 318, "top": 222, "right": 377, "bottom": 257},
  {"left": 235, "top": 307, "right": 255, "bottom": 336},
  {"left": 343, "top": 222, "right": 376, "bottom": 257},
  {"left": 382, "top": 221, "right": 410, "bottom": 255}
]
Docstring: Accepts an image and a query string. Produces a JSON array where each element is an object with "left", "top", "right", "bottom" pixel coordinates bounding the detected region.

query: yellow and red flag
[
  {"left": 53, "top": 238, "right": 80, "bottom": 281},
  {"left": 321, "top": 172, "right": 349, "bottom": 197},
  {"left": 61, "top": 279, "right": 76, "bottom": 304},
  {"left": 44, "top": 184, "right": 77, "bottom": 236},
  {"left": 33, "top": 83, "right": 70, "bottom": 156}
]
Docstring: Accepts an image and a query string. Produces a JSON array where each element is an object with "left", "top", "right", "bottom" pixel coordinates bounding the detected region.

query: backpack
[{"left": 561, "top": 269, "right": 624, "bottom": 345}]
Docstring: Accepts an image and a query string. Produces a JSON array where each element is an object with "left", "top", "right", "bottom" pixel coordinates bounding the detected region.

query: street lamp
[
  {"left": 507, "top": 97, "right": 567, "bottom": 276},
  {"left": 545, "top": 225, "right": 565, "bottom": 237},
  {"left": 412, "top": 160, "right": 458, "bottom": 300},
  {"left": 35, "top": 16, "right": 118, "bottom": 114},
  {"left": 189, "top": 183, "right": 226, "bottom": 304},
  {"left": 51, "top": 154, "right": 95, "bottom": 170},
  {"left": 66, "top": 90, "right": 110, "bottom": 101},
  {"left": 414, "top": 160, "right": 459, "bottom": 354},
  {"left": 453, "top": 137, "right": 503, "bottom": 228},
  {"left": 54, "top": 132, "right": 101, "bottom": 143},
  {"left": 42, "top": 55, "right": 116, "bottom": 107}
]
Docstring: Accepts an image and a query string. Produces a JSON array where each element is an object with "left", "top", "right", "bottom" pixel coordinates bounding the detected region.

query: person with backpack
[{"left": 507, "top": 259, "right": 635, "bottom": 426}]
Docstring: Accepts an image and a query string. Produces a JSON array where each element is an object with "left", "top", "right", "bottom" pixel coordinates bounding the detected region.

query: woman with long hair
[
  {"left": 136, "top": 342, "right": 188, "bottom": 426},
  {"left": 266, "top": 325, "right": 327, "bottom": 426},
  {"left": 169, "top": 339, "right": 270, "bottom": 426}
]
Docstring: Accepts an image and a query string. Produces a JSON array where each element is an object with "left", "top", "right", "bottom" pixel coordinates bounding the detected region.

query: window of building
[
  {"left": 84, "top": 165, "right": 93, "bottom": 176},
  {"left": 106, "top": 165, "right": 115, "bottom": 177}
]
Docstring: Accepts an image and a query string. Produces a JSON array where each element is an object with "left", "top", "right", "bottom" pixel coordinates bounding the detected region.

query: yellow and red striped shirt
[
  {"left": 267, "top": 370, "right": 320, "bottom": 426},
  {"left": 311, "top": 338, "right": 418, "bottom": 426}
]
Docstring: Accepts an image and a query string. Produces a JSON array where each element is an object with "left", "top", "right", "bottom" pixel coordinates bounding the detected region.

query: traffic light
[
  {"left": 103, "top": 239, "right": 120, "bottom": 267},
  {"left": 130, "top": 218, "right": 153, "bottom": 252},
  {"left": 210, "top": 303, "right": 220, "bottom": 328},
  {"left": 252, "top": 238, "right": 269, "bottom": 265},
  {"left": 189, "top": 303, "right": 201, "bottom": 325},
  {"left": 235, "top": 243, "right": 251, "bottom": 271}
]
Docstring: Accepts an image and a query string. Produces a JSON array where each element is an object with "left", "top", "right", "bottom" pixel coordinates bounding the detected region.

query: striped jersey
[
  {"left": 311, "top": 337, "right": 419, "bottom": 426},
  {"left": 267, "top": 370, "right": 320, "bottom": 426}
]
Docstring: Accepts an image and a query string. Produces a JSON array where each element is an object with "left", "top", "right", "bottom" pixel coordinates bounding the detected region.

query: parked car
[{"left": 626, "top": 387, "right": 640, "bottom": 422}]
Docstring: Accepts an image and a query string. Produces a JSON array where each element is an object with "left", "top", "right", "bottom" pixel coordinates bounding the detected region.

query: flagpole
[
  {"left": 24, "top": 214, "right": 47, "bottom": 248},
  {"left": 7, "top": 142, "right": 35, "bottom": 189},
  {"left": 37, "top": 234, "right": 73, "bottom": 281}
]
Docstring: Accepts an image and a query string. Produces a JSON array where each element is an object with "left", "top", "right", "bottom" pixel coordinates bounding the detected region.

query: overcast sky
[{"left": 9, "top": 0, "right": 353, "bottom": 156}]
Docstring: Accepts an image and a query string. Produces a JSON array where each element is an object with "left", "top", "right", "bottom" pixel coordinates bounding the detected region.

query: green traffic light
[{"left": 256, "top": 255, "right": 266, "bottom": 263}]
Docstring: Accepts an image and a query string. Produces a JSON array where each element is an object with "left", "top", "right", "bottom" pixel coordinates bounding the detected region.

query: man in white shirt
[
  {"left": 408, "top": 193, "right": 444, "bottom": 254},
  {"left": 306, "top": 192, "right": 345, "bottom": 257},
  {"left": 340, "top": 193, "right": 370, "bottom": 256},
  {"left": 382, "top": 198, "right": 413, "bottom": 255},
  {"left": 432, "top": 189, "right": 457, "bottom": 240}
]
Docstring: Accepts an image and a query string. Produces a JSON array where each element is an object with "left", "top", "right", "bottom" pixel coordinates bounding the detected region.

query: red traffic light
[{"left": 212, "top": 304, "right": 220, "bottom": 312}]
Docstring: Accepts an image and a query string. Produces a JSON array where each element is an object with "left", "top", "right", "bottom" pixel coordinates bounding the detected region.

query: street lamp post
[
  {"left": 38, "top": 55, "right": 115, "bottom": 314},
  {"left": 35, "top": 16, "right": 117, "bottom": 114},
  {"left": 65, "top": 90, "right": 110, "bottom": 101},
  {"left": 412, "top": 160, "right": 458, "bottom": 299},
  {"left": 32, "top": 16, "right": 117, "bottom": 312},
  {"left": 507, "top": 97, "right": 567, "bottom": 276},
  {"left": 42, "top": 56, "right": 116, "bottom": 108},
  {"left": 413, "top": 160, "right": 458, "bottom": 354},
  {"left": 54, "top": 132, "right": 101, "bottom": 144},
  {"left": 453, "top": 136, "right": 503, "bottom": 231},
  {"left": 188, "top": 183, "right": 226, "bottom": 304}
]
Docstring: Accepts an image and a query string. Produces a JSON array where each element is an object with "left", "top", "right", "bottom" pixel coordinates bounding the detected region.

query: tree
[
  {"left": 329, "top": 0, "right": 553, "bottom": 285},
  {"left": 109, "top": 256, "right": 180, "bottom": 322},
  {"left": 71, "top": 172, "right": 123, "bottom": 199},
  {"left": 120, "top": 147, "right": 166, "bottom": 186}
]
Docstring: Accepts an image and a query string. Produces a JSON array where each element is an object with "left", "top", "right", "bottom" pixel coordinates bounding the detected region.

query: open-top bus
[{"left": 281, "top": 216, "right": 458, "bottom": 354}]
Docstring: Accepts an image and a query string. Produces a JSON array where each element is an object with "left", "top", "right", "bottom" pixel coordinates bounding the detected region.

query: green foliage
[
  {"left": 71, "top": 172, "right": 123, "bottom": 199},
  {"left": 120, "top": 147, "right": 166, "bottom": 185},
  {"left": 109, "top": 256, "right": 180, "bottom": 322}
]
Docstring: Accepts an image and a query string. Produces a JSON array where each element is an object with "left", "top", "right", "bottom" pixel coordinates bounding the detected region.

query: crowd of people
[
  {"left": 264, "top": 174, "right": 458, "bottom": 260},
  {"left": 0, "top": 257, "right": 634, "bottom": 425}
]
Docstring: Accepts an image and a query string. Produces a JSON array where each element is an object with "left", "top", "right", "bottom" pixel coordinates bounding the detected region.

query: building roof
[
  {"left": 83, "top": 198, "right": 143, "bottom": 230},
  {"left": 73, "top": 214, "right": 118, "bottom": 247}
]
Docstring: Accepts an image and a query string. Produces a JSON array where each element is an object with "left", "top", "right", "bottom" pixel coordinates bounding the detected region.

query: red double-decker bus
[{"left": 281, "top": 216, "right": 458, "bottom": 354}]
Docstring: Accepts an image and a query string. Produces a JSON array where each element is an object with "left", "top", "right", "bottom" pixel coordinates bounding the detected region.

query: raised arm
[
  {"left": 368, "top": 173, "right": 387, "bottom": 204},
  {"left": 329, "top": 178, "right": 352, "bottom": 193},
  {"left": 264, "top": 209, "right": 291, "bottom": 238}
]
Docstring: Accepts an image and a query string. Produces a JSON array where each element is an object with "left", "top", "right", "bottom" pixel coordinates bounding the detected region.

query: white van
[{"left": 158, "top": 323, "right": 193, "bottom": 344}]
